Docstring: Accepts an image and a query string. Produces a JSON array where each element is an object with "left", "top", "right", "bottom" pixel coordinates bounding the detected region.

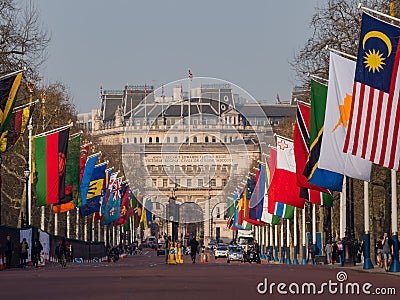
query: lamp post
[{"left": 23, "top": 161, "right": 30, "bottom": 228}]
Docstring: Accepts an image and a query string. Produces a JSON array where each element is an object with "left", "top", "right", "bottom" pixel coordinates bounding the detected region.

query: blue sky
[{"left": 36, "top": 0, "right": 321, "bottom": 113}]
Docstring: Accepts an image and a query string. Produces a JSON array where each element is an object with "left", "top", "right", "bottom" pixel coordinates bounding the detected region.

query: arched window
[
  {"left": 149, "top": 137, "right": 153, "bottom": 143},
  {"left": 193, "top": 136, "right": 198, "bottom": 143},
  {"left": 224, "top": 136, "right": 227, "bottom": 143},
  {"left": 212, "top": 136, "right": 216, "bottom": 143},
  {"left": 174, "top": 136, "right": 178, "bottom": 143},
  {"left": 229, "top": 136, "right": 233, "bottom": 143},
  {"left": 156, "top": 137, "right": 160, "bottom": 143},
  {"left": 134, "top": 137, "right": 137, "bottom": 144},
  {"left": 205, "top": 136, "right": 209, "bottom": 143},
  {"left": 166, "top": 136, "right": 170, "bottom": 143},
  {"left": 139, "top": 137, "right": 143, "bottom": 143}
]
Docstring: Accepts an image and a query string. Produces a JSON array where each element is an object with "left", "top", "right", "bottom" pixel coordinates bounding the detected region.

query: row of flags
[
  {"left": 227, "top": 9, "right": 399, "bottom": 231},
  {"left": 32, "top": 126, "right": 153, "bottom": 230}
]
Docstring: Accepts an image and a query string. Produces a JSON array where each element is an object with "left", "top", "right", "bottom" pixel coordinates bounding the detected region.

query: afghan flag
[
  {"left": 53, "top": 134, "right": 81, "bottom": 213},
  {"left": 0, "top": 71, "right": 23, "bottom": 143},
  {"left": 0, "top": 103, "right": 33, "bottom": 153},
  {"left": 34, "top": 127, "right": 70, "bottom": 206}
]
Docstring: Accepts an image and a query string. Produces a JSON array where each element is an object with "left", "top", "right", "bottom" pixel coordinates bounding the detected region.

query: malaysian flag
[
  {"left": 188, "top": 69, "right": 193, "bottom": 80},
  {"left": 344, "top": 13, "right": 400, "bottom": 170}
]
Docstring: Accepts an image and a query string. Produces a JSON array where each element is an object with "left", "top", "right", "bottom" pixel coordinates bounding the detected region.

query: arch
[
  {"left": 149, "top": 137, "right": 153, "bottom": 143},
  {"left": 179, "top": 202, "right": 203, "bottom": 224},
  {"left": 156, "top": 137, "right": 160, "bottom": 143},
  {"left": 205, "top": 136, "right": 209, "bottom": 143},
  {"left": 193, "top": 136, "right": 198, "bottom": 143}
]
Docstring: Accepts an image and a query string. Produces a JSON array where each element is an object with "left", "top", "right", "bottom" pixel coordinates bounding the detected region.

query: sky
[{"left": 35, "top": 0, "right": 321, "bottom": 113}]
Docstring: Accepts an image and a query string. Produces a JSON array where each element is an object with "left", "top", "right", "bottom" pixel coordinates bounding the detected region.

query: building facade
[{"left": 80, "top": 82, "right": 296, "bottom": 244}]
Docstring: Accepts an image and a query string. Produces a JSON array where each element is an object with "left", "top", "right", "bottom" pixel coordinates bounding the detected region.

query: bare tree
[{"left": 0, "top": 0, "right": 50, "bottom": 80}]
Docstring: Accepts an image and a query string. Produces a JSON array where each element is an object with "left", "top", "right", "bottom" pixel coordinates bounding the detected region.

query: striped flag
[
  {"left": 344, "top": 13, "right": 400, "bottom": 170},
  {"left": 188, "top": 69, "right": 193, "bottom": 80}
]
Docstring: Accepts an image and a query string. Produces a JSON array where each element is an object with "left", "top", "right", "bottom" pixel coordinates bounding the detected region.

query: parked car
[
  {"left": 214, "top": 245, "right": 229, "bottom": 259},
  {"left": 227, "top": 245, "right": 243, "bottom": 263}
]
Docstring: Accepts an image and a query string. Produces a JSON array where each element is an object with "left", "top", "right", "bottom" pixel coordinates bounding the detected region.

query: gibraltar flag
[{"left": 268, "top": 136, "right": 304, "bottom": 210}]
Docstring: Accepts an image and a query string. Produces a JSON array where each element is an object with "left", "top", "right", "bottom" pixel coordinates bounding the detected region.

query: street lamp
[{"left": 23, "top": 162, "right": 30, "bottom": 228}]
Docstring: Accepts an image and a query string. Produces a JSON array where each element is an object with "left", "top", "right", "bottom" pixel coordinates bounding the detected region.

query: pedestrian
[
  {"left": 189, "top": 236, "right": 199, "bottom": 264},
  {"left": 5, "top": 235, "right": 14, "bottom": 268},
  {"left": 376, "top": 236, "right": 383, "bottom": 267},
  {"left": 381, "top": 232, "right": 393, "bottom": 272},
  {"left": 32, "top": 239, "right": 43, "bottom": 268},
  {"left": 337, "top": 240, "right": 343, "bottom": 264},
  {"left": 325, "top": 242, "right": 333, "bottom": 264},
  {"left": 332, "top": 241, "right": 338, "bottom": 264},
  {"left": 19, "top": 238, "right": 29, "bottom": 268},
  {"left": 307, "top": 242, "right": 315, "bottom": 264}
]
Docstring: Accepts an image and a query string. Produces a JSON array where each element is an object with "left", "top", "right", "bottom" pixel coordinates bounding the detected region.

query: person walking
[
  {"left": 19, "top": 238, "right": 29, "bottom": 268},
  {"left": 382, "top": 232, "right": 393, "bottom": 272},
  {"left": 5, "top": 235, "right": 14, "bottom": 268},
  {"left": 325, "top": 242, "right": 333, "bottom": 265},
  {"left": 337, "top": 240, "right": 343, "bottom": 264},
  {"left": 189, "top": 236, "right": 199, "bottom": 264},
  {"left": 32, "top": 239, "right": 43, "bottom": 268},
  {"left": 376, "top": 236, "right": 384, "bottom": 267}
]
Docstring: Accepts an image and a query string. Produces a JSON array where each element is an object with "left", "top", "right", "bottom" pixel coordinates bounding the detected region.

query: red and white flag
[{"left": 188, "top": 69, "right": 193, "bottom": 80}]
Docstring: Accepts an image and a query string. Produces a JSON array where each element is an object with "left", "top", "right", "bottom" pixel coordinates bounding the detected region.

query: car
[
  {"left": 207, "top": 241, "right": 217, "bottom": 250},
  {"left": 214, "top": 245, "right": 229, "bottom": 259},
  {"left": 227, "top": 245, "right": 243, "bottom": 263}
]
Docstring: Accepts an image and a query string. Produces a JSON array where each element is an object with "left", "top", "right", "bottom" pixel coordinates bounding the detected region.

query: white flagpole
[
  {"left": 312, "top": 204, "right": 317, "bottom": 264},
  {"left": 76, "top": 208, "right": 80, "bottom": 240},
  {"left": 363, "top": 181, "right": 374, "bottom": 269},
  {"left": 286, "top": 218, "right": 291, "bottom": 264},
  {"left": 66, "top": 211, "right": 70, "bottom": 238},
  {"left": 302, "top": 208, "right": 307, "bottom": 264},
  {"left": 104, "top": 225, "right": 107, "bottom": 245},
  {"left": 340, "top": 177, "right": 347, "bottom": 239},
  {"left": 34, "top": 122, "right": 73, "bottom": 138},
  {"left": 54, "top": 213, "right": 58, "bottom": 236},
  {"left": 358, "top": 3, "right": 400, "bottom": 23},
  {"left": 188, "top": 74, "right": 191, "bottom": 145},
  {"left": 27, "top": 83, "right": 34, "bottom": 226},
  {"left": 293, "top": 208, "right": 298, "bottom": 264},
  {"left": 0, "top": 69, "right": 25, "bottom": 80},
  {"left": 269, "top": 224, "right": 273, "bottom": 259},
  {"left": 84, "top": 217, "right": 87, "bottom": 242},
  {"left": 390, "top": 169, "right": 400, "bottom": 272},
  {"left": 280, "top": 221, "right": 284, "bottom": 263},
  {"left": 274, "top": 225, "right": 278, "bottom": 262}
]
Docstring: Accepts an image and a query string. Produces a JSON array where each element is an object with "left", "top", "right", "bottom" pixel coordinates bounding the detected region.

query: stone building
[{"left": 80, "top": 82, "right": 296, "bottom": 244}]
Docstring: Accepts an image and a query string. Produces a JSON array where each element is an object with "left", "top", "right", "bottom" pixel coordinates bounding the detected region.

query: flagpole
[
  {"left": 13, "top": 99, "right": 39, "bottom": 111},
  {"left": 312, "top": 204, "right": 317, "bottom": 264},
  {"left": 34, "top": 122, "right": 74, "bottom": 138},
  {"left": 188, "top": 73, "right": 191, "bottom": 145},
  {"left": 358, "top": 2, "right": 400, "bottom": 23},
  {"left": 66, "top": 211, "right": 70, "bottom": 238},
  {"left": 40, "top": 92, "right": 46, "bottom": 230},
  {"left": 325, "top": 46, "right": 357, "bottom": 61},
  {"left": 340, "top": 177, "right": 346, "bottom": 239},
  {"left": 76, "top": 208, "right": 79, "bottom": 240},
  {"left": 269, "top": 224, "right": 274, "bottom": 261},
  {"left": 54, "top": 213, "right": 58, "bottom": 236},
  {"left": 27, "top": 82, "right": 34, "bottom": 226},
  {"left": 302, "top": 208, "right": 307, "bottom": 264},
  {"left": 286, "top": 218, "right": 291, "bottom": 264},
  {"left": 274, "top": 225, "right": 278, "bottom": 262},
  {"left": 265, "top": 225, "right": 268, "bottom": 258},
  {"left": 293, "top": 209, "right": 299, "bottom": 264},
  {"left": 280, "top": 221, "right": 284, "bottom": 263},
  {"left": 0, "top": 69, "right": 25, "bottom": 80},
  {"left": 390, "top": 169, "right": 400, "bottom": 272},
  {"left": 363, "top": 181, "right": 374, "bottom": 269},
  {"left": 84, "top": 217, "right": 87, "bottom": 241}
]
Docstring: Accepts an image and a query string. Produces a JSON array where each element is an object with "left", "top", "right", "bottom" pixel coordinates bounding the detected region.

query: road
[{"left": 1, "top": 250, "right": 399, "bottom": 300}]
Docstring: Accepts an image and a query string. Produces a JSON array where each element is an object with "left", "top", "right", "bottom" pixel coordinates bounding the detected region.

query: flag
[
  {"left": 80, "top": 144, "right": 90, "bottom": 181},
  {"left": 53, "top": 134, "right": 81, "bottom": 213},
  {"left": 226, "top": 199, "right": 237, "bottom": 230},
  {"left": 268, "top": 137, "right": 304, "bottom": 210},
  {"left": 123, "top": 189, "right": 134, "bottom": 231},
  {"left": 79, "top": 153, "right": 99, "bottom": 207},
  {"left": 79, "top": 163, "right": 107, "bottom": 217},
  {"left": 344, "top": 13, "right": 400, "bottom": 170},
  {"left": 0, "top": 104, "right": 33, "bottom": 153},
  {"left": 306, "top": 189, "right": 333, "bottom": 207},
  {"left": 318, "top": 52, "right": 372, "bottom": 180},
  {"left": 34, "top": 127, "right": 69, "bottom": 206},
  {"left": 0, "top": 72, "right": 23, "bottom": 142},
  {"left": 294, "top": 102, "right": 331, "bottom": 193},
  {"left": 188, "top": 69, "right": 193, "bottom": 80},
  {"left": 102, "top": 171, "right": 118, "bottom": 216},
  {"left": 303, "top": 79, "right": 343, "bottom": 191},
  {"left": 261, "top": 156, "right": 280, "bottom": 225},
  {"left": 103, "top": 177, "right": 122, "bottom": 225},
  {"left": 133, "top": 193, "right": 141, "bottom": 228},
  {"left": 94, "top": 168, "right": 113, "bottom": 222},
  {"left": 247, "top": 167, "right": 264, "bottom": 225},
  {"left": 140, "top": 198, "right": 153, "bottom": 230},
  {"left": 114, "top": 185, "right": 130, "bottom": 226}
]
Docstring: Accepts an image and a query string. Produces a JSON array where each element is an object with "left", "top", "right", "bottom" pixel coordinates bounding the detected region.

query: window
[
  {"left": 134, "top": 137, "right": 137, "bottom": 143},
  {"left": 229, "top": 136, "right": 233, "bottom": 143},
  {"left": 140, "top": 137, "right": 143, "bottom": 143},
  {"left": 175, "top": 178, "right": 180, "bottom": 187},
  {"left": 224, "top": 136, "right": 227, "bottom": 143},
  {"left": 205, "top": 136, "right": 209, "bottom": 143},
  {"left": 156, "top": 202, "right": 160, "bottom": 209},
  {"left": 222, "top": 179, "right": 227, "bottom": 187},
  {"left": 166, "top": 136, "right": 170, "bottom": 143},
  {"left": 152, "top": 179, "right": 157, "bottom": 186},
  {"left": 156, "top": 137, "right": 160, "bottom": 143},
  {"left": 193, "top": 136, "right": 197, "bottom": 143},
  {"left": 216, "top": 207, "right": 220, "bottom": 218},
  {"left": 210, "top": 179, "right": 216, "bottom": 187},
  {"left": 212, "top": 136, "right": 216, "bottom": 143},
  {"left": 187, "top": 179, "right": 192, "bottom": 187},
  {"left": 163, "top": 179, "right": 168, "bottom": 187},
  {"left": 198, "top": 179, "right": 203, "bottom": 187},
  {"left": 174, "top": 136, "right": 178, "bottom": 143},
  {"left": 149, "top": 137, "right": 153, "bottom": 143}
]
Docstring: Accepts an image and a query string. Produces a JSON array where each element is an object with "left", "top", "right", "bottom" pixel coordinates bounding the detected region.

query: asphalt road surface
[{"left": 1, "top": 250, "right": 399, "bottom": 300}]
